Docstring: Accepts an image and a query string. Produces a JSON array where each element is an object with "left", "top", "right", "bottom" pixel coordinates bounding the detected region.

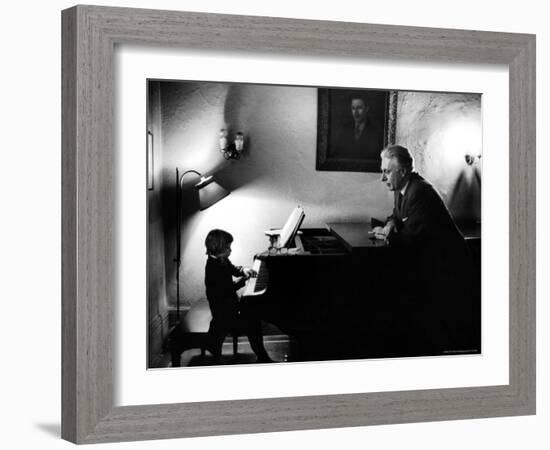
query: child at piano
[{"left": 204, "top": 229, "right": 273, "bottom": 364}]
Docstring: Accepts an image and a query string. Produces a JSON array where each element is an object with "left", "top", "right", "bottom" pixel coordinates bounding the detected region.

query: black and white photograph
[{"left": 147, "top": 79, "right": 482, "bottom": 369}]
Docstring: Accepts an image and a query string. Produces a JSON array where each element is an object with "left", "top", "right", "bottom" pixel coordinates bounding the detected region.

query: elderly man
[{"left": 373, "top": 145, "right": 478, "bottom": 354}]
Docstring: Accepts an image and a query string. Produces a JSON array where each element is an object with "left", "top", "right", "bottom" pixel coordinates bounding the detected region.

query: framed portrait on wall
[{"left": 316, "top": 88, "right": 397, "bottom": 172}]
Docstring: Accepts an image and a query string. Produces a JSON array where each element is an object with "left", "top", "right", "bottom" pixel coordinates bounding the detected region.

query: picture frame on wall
[
  {"left": 316, "top": 88, "right": 398, "bottom": 172},
  {"left": 61, "top": 5, "right": 535, "bottom": 444}
]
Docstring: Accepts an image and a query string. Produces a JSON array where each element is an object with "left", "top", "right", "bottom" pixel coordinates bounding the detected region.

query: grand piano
[{"left": 241, "top": 207, "right": 481, "bottom": 361}]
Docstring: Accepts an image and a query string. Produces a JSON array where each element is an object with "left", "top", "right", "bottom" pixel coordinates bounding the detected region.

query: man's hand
[
  {"left": 371, "top": 221, "right": 395, "bottom": 240},
  {"left": 371, "top": 226, "right": 386, "bottom": 240}
]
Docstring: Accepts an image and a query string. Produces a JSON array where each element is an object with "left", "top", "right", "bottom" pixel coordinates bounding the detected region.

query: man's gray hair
[{"left": 381, "top": 145, "right": 414, "bottom": 172}]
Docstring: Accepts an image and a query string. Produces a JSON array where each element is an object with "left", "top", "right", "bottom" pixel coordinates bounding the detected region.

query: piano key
[{"left": 242, "top": 258, "right": 268, "bottom": 297}]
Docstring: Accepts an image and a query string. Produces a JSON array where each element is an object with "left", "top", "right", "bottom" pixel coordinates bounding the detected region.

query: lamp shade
[{"left": 195, "top": 176, "right": 230, "bottom": 210}]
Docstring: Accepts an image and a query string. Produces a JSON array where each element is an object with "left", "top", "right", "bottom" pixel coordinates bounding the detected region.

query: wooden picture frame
[
  {"left": 316, "top": 88, "right": 397, "bottom": 172},
  {"left": 62, "top": 5, "right": 535, "bottom": 444}
]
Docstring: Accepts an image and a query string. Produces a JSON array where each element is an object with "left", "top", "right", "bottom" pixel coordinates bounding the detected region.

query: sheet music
[{"left": 279, "top": 206, "right": 305, "bottom": 248}]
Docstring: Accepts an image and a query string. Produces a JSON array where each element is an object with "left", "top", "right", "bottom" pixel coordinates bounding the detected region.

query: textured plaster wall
[
  {"left": 151, "top": 82, "right": 481, "bottom": 309},
  {"left": 396, "top": 91, "right": 482, "bottom": 222}
]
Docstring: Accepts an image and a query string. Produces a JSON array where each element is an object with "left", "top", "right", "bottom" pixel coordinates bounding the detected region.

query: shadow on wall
[
  {"left": 448, "top": 165, "right": 481, "bottom": 223},
  {"left": 397, "top": 91, "right": 482, "bottom": 225},
  {"left": 213, "top": 83, "right": 275, "bottom": 193}
]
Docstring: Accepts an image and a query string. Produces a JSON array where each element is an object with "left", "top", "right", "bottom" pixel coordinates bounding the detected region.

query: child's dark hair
[{"left": 205, "top": 229, "right": 233, "bottom": 256}]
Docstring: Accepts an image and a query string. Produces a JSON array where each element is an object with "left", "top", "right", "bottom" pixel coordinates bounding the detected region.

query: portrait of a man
[{"left": 316, "top": 88, "right": 395, "bottom": 172}]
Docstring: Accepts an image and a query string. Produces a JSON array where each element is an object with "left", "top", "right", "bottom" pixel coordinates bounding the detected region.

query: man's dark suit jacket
[
  {"left": 387, "top": 172, "right": 477, "bottom": 352},
  {"left": 388, "top": 172, "right": 465, "bottom": 259}
]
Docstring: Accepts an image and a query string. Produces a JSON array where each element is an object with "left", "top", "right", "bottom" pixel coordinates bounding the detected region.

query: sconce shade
[{"left": 195, "top": 176, "right": 230, "bottom": 210}]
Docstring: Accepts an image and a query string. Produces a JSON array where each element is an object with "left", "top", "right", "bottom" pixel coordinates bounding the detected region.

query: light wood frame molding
[{"left": 62, "top": 5, "right": 535, "bottom": 444}]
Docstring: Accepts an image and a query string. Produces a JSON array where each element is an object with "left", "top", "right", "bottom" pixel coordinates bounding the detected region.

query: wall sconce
[
  {"left": 219, "top": 128, "right": 245, "bottom": 160},
  {"left": 465, "top": 153, "right": 482, "bottom": 166}
]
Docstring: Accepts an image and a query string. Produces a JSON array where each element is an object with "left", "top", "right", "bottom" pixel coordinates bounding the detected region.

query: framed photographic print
[
  {"left": 62, "top": 5, "right": 535, "bottom": 444},
  {"left": 146, "top": 78, "right": 481, "bottom": 370}
]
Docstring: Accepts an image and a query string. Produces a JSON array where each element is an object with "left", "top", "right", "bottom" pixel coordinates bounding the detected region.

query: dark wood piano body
[
  {"left": 250, "top": 228, "right": 351, "bottom": 343},
  {"left": 245, "top": 224, "right": 481, "bottom": 362}
]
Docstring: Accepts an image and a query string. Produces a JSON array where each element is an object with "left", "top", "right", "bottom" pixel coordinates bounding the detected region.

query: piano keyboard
[{"left": 242, "top": 258, "right": 269, "bottom": 297}]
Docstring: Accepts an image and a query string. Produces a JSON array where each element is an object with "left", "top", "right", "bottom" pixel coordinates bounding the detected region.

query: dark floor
[
  {"left": 177, "top": 334, "right": 292, "bottom": 367},
  {"left": 164, "top": 317, "right": 481, "bottom": 367}
]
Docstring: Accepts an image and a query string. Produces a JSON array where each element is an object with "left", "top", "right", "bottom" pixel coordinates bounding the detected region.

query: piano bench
[{"left": 169, "top": 299, "right": 239, "bottom": 367}]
